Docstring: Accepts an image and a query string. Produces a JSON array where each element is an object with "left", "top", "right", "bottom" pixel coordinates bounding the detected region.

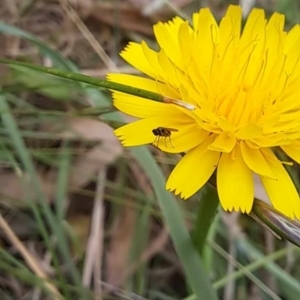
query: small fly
[{"left": 152, "top": 127, "right": 178, "bottom": 148}]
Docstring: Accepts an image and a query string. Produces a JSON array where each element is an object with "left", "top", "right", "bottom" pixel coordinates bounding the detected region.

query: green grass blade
[
  {"left": 132, "top": 147, "right": 218, "bottom": 300},
  {"left": 55, "top": 142, "right": 71, "bottom": 221},
  {"left": 0, "top": 59, "right": 163, "bottom": 102}
]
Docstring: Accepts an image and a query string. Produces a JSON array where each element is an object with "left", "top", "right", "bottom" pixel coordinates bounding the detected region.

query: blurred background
[{"left": 0, "top": 0, "right": 300, "bottom": 299}]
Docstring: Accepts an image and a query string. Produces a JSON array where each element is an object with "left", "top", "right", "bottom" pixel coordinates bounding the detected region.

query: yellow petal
[
  {"left": 219, "top": 5, "right": 242, "bottom": 47},
  {"left": 112, "top": 92, "right": 194, "bottom": 120},
  {"left": 208, "top": 132, "right": 236, "bottom": 153},
  {"left": 240, "top": 141, "right": 275, "bottom": 178},
  {"left": 263, "top": 12, "right": 285, "bottom": 80},
  {"left": 284, "top": 24, "right": 300, "bottom": 76},
  {"left": 260, "top": 148, "right": 300, "bottom": 219},
  {"left": 115, "top": 116, "right": 207, "bottom": 153},
  {"left": 217, "top": 144, "right": 254, "bottom": 213},
  {"left": 237, "top": 8, "right": 266, "bottom": 90},
  {"left": 166, "top": 137, "right": 220, "bottom": 198},
  {"left": 193, "top": 8, "right": 218, "bottom": 83},
  {"left": 141, "top": 41, "right": 165, "bottom": 80},
  {"left": 107, "top": 74, "right": 180, "bottom": 99},
  {"left": 178, "top": 21, "right": 195, "bottom": 67},
  {"left": 236, "top": 123, "right": 262, "bottom": 139},
  {"left": 121, "top": 41, "right": 178, "bottom": 85},
  {"left": 153, "top": 17, "right": 186, "bottom": 69},
  {"left": 284, "top": 24, "right": 300, "bottom": 53},
  {"left": 281, "top": 142, "right": 300, "bottom": 164},
  {"left": 219, "top": 5, "right": 242, "bottom": 69},
  {"left": 157, "top": 49, "right": 180, "bottom": 87},
  {"left": 120, "top": 42, "right": 156, "bottom": 78}
]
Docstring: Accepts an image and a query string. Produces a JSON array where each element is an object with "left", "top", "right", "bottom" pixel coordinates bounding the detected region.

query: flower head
[{"left": 108, "top": 5, "right": 300, "bottom": 219}]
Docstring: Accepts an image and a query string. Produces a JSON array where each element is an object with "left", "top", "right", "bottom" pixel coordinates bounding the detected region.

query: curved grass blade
[
  {"left": 251, "top": 199, "right": 300, "bottom": 247},
  {"left": 0, "top": 59, "right": 163, "bottom": 102},
  {"left": 132, "top": 148, "right": 218, "bottom": 300}
]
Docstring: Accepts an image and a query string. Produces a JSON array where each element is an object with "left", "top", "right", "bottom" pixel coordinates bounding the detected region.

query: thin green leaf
[
  {"left": 132, "top": 147, "right": 218, "bottom": 300},
  {"left": 0, "top": 59, "right": 163, "bottom": 102},
  {"left": 55, "top": 142, "right": 71, "bottom": 221}
]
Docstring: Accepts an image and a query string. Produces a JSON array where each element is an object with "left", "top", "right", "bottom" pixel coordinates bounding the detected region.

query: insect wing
[{"left": 162, "top": 127, "right": 179, "bottom": 132}]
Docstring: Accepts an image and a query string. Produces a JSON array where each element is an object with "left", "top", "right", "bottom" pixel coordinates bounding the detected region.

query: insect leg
[
  {"left": 164, "top": 137, "right": 168, "bottom": 148},
  {"left": 156, "top": 136, "right": 160, "bottom": 147},
  {"left": 169, "top": 136, "right": 175, "bottom": 148}
]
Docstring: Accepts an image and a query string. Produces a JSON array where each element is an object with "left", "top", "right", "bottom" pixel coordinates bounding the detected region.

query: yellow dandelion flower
[{"left": 108, "top": 5, "right": 300, "bottom": 219}]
